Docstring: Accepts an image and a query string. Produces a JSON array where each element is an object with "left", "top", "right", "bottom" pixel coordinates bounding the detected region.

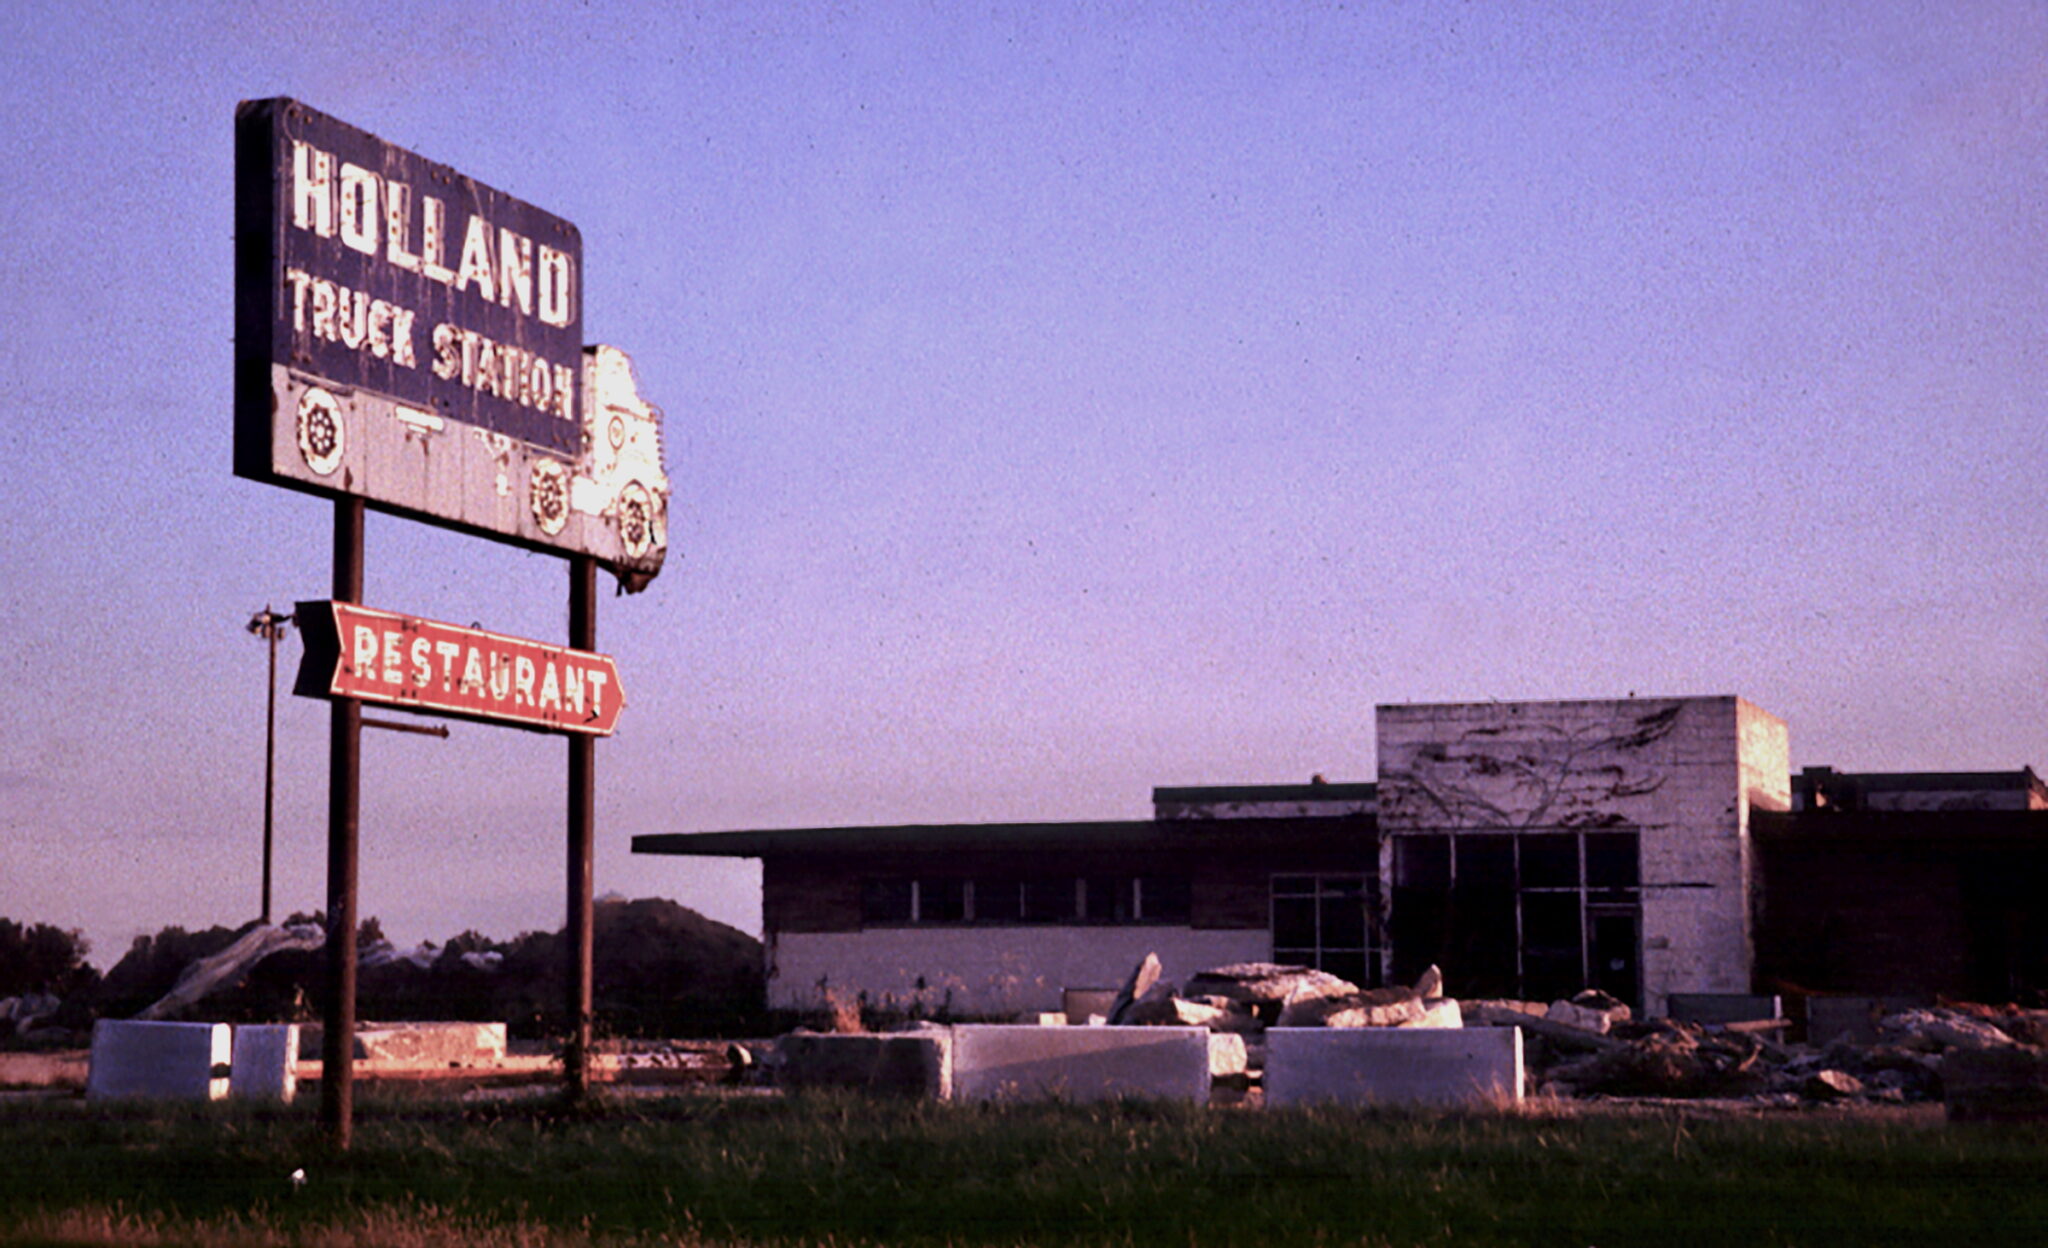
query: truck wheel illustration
[
  {"left": 296, "top": 386, "right": 345, "bottom": 476},
  {"left": 618, "top": 480, "right": 655, "bottom": 559},
  {"left": 531, "top": 459, "right": 570, "bottom": 535}
]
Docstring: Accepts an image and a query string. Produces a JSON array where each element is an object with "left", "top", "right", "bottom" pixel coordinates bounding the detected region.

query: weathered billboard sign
[
  {"left": 295, "top": 601, "right": 626, "bottom": 736},
  {"left": 236, "top": 98, "right": 669, "bottom": 588}
]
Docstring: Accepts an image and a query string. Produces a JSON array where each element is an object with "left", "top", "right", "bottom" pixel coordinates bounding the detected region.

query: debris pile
[
  {"left": 0, "top": 993, "right": 63, "bottom": 1043},
  {"left": 1096, "top": 951, "right": 2048, "bottom": 1112},
  {"left": 1489, "top": 1000, "right": 2048, "bottom": 1107}
]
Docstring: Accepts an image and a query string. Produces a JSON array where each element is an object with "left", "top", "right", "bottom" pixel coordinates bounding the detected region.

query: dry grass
[
  {"left": 2, "top": 1201, "right": 746, "bottom": 1247},
  {"left": 2, "top": 1089, "right": 2045, "bottom": 1246},
  {"left": 822, "top": 990, "right": 863, "bottom": 1036}
]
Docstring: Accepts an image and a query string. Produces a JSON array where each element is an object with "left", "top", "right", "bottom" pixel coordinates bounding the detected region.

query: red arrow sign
[{"left": 295, "top": 601, "right": 625, "bottom": 736}]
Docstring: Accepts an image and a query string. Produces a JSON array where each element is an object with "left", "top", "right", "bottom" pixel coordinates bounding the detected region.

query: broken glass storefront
[{"left": 1384, "top": 830, "right": 1642, "bottom": 1008}]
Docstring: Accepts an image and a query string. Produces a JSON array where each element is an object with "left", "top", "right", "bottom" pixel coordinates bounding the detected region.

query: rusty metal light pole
[{"left": 247, "top": 606, "right": 295, "bottom": 926}]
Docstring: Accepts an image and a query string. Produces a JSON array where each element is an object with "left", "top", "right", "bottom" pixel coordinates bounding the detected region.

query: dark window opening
[
  {"left": 1521, "top": 834, "right": 1580, "bottom": 890},
  {"left": 1394, "top": 836, "right": 1451, "bottom": 889},
  {"left": 921, "top": 878, "right": 966, "bottom": 923},
  {"left": 1272, "top": 873, "right": 1382, "bottom": 989},
  {"left": 1391, "top": 835, "right": 1452, "bottom": 986},
  {"left": 1586, "top": 832, "right": 1640, "bottom": 898},
  {"left": 862, "top": 874, "right": 1195, "bottom": 926},
  {"left": 1022, "top": 878, "right": 1078, "bottom": 923},
  {"left": 1452, "top": 837, "right": 1518, "bottom": 999},
  {"left": 1588, "top": 909, "right": 1642, "bottom": 1006},
  {"left": 1387, "top": 830, "right": 1642, "bottom": 1010},
  {"left": 1520, "top": 892, "right": 1584, "bottom": 1003},
  {"left": 973, "top": 878, "right": 1021, "bottom": 923},
  {"left": 861, "top": 878, "right": 913, "bottom": 924},
  {"left": 1084, "top": 877, "right": 1133, "bottom": 922},
  {"left": 1140, "top": 875, "right": 1191, "bottom": 922}
]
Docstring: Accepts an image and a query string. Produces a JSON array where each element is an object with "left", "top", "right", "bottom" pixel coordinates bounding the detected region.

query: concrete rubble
[
  {"left": 0, "top": 993, "right": 63, "bottom": 1042},
  {"left": 1110, "top": 958, "right": 1448, "bottom": 1039},
  {"left": 1499, "top": 999, "right": 2048, "bottom": 1114},
  {"left": 965, "top": 952, "right": 2048, "bottom": 1115}
]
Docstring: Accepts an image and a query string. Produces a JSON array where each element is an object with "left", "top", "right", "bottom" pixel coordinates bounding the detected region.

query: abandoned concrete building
[{"left": 633, "top": 695, "right": 2048, "bottom": 1018}]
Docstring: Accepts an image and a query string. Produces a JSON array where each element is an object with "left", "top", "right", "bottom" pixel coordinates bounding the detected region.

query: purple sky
[{"left": 2, "top": 4, "right": 2044, "bottom": 965}]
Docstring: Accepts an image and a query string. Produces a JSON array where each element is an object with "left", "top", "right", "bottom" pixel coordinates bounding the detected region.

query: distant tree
[
  {"left": 0, "top": 918, "right": 95, "bottom": 998},
  {"left": 589, "top": 897, "right": 765, "bottom": 1036},
  {"left": 441, "top": 929, "right": 499, "bottom": 957},
  {"left": 93, "top": 924, "right": 241, "bottom": 1019}
]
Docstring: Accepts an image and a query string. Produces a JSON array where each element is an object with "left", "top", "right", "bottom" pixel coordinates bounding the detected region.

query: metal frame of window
[
  {"left": 1270, "top": 873, "right": 1383, "bottom": 988},
  {"left": 1387, "top": 830, "right": 1641, "bottom": 1004}
]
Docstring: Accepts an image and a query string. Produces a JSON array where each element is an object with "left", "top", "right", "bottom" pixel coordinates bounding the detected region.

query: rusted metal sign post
[
  {"left": 324, "top": 501, "right": 364, "bottom": 1148},
  {"left": 566, "top": 556, "right": 599, "bottom": 1098},
  {"left": 235, "top": 98, "right": 671, "bottom": 1145}
]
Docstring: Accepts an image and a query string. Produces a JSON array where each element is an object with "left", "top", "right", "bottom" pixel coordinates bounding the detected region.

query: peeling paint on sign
[
  {"left": 235, "top": 98, "right": 671, "bottom": 589},
  {"left": 294, "top": 601, "right": 627, "bottom": 736}
]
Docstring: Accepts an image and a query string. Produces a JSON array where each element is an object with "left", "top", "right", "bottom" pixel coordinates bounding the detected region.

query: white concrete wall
[
  {"left": 1265, "top": 1026, "right": 1523, "bottom": 1108},
  {"left": 767, "top": 926, "right": 1269, "bottom": 1015},
  {"left": 86, "top": 1020, "right": 231, "bottom": 1101},
  {"left": 1376, "top": 696, "right": 1789, "bottom": 1016},
  {"left": 950, "top": 1025, "right": 1212, "bottom": 1103},
  {"left": 1730, "top": 699, "right": 1790, "bottom": 998},
  {"left": 229, "top": 1024, "right": 299, "bottom": 1102}
]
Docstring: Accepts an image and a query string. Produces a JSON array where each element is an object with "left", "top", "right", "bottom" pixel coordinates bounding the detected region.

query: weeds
[{"left": 1, "top": 1093, "right": 2044, "bottom": 1246}]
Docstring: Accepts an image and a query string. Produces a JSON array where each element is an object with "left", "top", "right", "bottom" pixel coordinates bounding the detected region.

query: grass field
[{"left": 1, "top": 1089, "right": 2044, "bottom": 1246}]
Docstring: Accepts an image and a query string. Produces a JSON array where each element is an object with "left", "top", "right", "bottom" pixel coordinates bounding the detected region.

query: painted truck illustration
[{"left": 522, "top": 344, "right": 671, "bottom": 590}]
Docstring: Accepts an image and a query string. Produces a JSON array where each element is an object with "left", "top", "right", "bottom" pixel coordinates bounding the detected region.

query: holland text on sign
[{"left": 237, "top": 97, "right": 672, "bottom": 586}]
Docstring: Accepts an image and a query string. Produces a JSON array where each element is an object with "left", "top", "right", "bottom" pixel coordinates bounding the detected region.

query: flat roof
[
  {"left": 1153, "top": 782, "right": 1376, "bottom": 804},
  {"left": 1753, "top": 810, "right": 2048, "bottom": 841},
  {"left": 1796, "top": 767, "right": 2043, "bottom": 792},
  {"left": 633, "top": 815, "right": 1377, "bottom": 859}
]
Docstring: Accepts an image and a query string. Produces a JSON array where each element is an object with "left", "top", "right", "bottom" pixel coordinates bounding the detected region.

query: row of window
[
  {"left": 1263, "top": 835, "right": 1646, "bottom": 1002},
  {"left": 855, "top": 831, "right": 1644, "bottom": 1006},
  {"left": 1393, "top": 831, "right": 1640, "bottom": 897},
  {"left": 860, "top": 876, "right": 1192, "bottom": 925}
]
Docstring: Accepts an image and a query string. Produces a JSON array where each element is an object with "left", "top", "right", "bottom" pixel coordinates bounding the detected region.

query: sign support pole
[
  {"left": 321, "top": 497, "right": 364, "bottom": 1149},
  {"left": 565, "top": 554, "right": 597, "bottom": 1100},
  {"left": 261, "top": 616, "right": 279, "bottom": 925}
]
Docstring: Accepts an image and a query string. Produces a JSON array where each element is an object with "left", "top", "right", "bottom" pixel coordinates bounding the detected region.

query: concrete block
[
  {"left": 0, "top": 1050, "right": 88, "bottom": 1090},
  {"left": 776, "top": 1031, "right": 952, "bottom": 1099},
  {"left": 1209, "top": 1032, "right": 1248, "bottom": 1078},
  {"left": 1405, "top": 999, "right": 1465, "bottom": 1029},
  {"left": 353, "top": 1022, "right": 507, "bottom": 1067},
  {"left": 229, "top": 1024, "right": 299, "bottom": 1102},
  {"left": 87, "top": 1020, "right": 231, "bottom": 1101},
  {"left": 1264, "top": 1026, "right": 1523, "bottom": 1108},
  {"left": 951, "top": 1025, "right": 1210, "bottom": 1103},
  {"left": 1666, "top": 994, "right": 1780, "bottom": 1026}
]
